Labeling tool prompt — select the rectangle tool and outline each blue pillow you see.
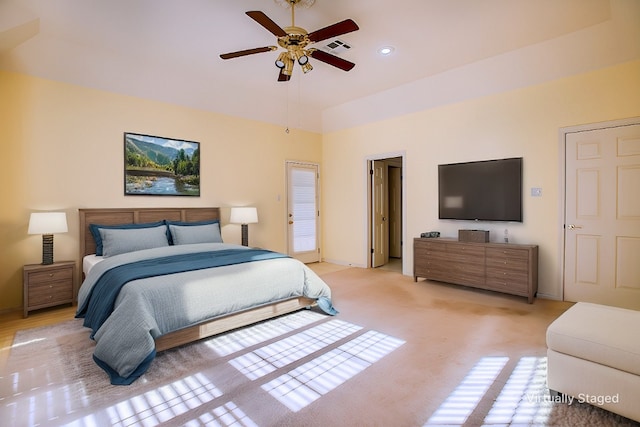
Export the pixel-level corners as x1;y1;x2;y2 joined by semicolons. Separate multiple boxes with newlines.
89;221;165;256
99;225;169;257
166;220;222;245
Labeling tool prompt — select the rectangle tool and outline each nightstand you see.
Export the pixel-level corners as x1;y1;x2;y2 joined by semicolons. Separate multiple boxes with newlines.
23;261;76;317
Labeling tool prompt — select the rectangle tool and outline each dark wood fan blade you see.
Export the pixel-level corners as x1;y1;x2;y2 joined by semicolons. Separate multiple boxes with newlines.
278;69;291;82
308;19;359;43
246;11;287;37
220;46;275;60
309;49;355;71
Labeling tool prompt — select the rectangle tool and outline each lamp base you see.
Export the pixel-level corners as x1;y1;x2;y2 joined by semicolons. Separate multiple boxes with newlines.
42;234;54;265
241;224;249;247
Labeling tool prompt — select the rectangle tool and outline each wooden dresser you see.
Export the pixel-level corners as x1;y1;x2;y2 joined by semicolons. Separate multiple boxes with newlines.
23;261;76;317
414;238;538;303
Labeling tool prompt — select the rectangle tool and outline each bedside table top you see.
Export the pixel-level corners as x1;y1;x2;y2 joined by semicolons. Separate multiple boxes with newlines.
24;260;76;271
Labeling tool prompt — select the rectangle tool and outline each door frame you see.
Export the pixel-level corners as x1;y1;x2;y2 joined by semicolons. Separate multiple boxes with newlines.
365;151;407;273
557;116;640;301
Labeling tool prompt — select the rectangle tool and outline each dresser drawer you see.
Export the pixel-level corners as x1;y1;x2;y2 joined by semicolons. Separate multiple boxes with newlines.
485;277;528;294
486;247;529;260
415;248;449;262
447;244;485;258
448;251;485;266
414;239;444;250
486;268;529;286
486;256;528;272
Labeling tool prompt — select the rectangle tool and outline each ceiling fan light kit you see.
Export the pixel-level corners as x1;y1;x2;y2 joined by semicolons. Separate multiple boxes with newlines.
275;51;288;69
220;0;358;81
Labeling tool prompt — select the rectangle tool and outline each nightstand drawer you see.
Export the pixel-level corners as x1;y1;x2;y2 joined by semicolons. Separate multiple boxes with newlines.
27;281;73;307
27;267;73;285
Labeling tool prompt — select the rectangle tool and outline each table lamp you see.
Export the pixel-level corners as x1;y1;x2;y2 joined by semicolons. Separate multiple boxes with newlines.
28;212;68;264
230;207;258;246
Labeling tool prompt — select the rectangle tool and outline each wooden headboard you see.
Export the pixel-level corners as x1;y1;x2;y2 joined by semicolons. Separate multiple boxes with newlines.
79;207;221;259
77;207;221;300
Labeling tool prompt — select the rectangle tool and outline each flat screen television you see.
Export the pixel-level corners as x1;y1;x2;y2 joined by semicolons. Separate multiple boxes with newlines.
438;157;523;222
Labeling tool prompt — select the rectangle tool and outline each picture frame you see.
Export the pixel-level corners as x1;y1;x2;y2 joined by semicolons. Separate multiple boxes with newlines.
124;132;200;196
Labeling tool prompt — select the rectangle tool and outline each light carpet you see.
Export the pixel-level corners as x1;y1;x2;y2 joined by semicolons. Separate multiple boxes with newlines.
1;309;406;426
1;304;638;426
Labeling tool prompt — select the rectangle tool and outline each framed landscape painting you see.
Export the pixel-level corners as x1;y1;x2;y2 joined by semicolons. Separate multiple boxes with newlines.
124;132;200;196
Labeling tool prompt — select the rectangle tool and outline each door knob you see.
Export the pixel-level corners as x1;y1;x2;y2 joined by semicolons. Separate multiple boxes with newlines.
567;224;583;229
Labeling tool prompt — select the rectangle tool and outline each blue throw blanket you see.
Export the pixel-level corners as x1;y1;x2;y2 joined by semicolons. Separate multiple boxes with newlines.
76;249;288;337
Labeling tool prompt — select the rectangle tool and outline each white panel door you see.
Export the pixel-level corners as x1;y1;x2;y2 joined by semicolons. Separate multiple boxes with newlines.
564;123;640;309
286;162;320;263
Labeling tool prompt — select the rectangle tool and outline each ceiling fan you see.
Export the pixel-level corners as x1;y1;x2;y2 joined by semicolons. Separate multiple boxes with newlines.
219;0;359;81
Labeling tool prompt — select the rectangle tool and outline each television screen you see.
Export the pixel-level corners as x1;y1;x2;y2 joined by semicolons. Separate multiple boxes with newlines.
438;157;523;222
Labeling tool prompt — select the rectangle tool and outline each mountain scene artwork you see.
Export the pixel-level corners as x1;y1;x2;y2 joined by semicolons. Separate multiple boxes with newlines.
124;132;200;196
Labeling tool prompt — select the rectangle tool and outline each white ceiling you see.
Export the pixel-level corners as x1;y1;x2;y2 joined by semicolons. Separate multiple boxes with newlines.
1;0;639;133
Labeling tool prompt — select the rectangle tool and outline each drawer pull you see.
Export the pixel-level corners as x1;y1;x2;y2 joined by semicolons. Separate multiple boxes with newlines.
49;273;54;277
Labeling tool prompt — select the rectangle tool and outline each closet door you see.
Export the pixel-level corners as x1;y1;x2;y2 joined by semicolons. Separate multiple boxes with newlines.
564;123;640;309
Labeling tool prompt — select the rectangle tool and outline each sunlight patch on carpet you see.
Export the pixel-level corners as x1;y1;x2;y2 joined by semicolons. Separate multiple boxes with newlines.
184;401;259;427
423;356;555;426
483;357;551;425
424;356;509;425
229;319;362;380
205;310;326;357
2;312;407;425
261;330;406;412
2;371;91;422
65;373;222;427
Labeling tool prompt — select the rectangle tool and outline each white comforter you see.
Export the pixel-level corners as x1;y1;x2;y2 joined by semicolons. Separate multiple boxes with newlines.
76;243;333;384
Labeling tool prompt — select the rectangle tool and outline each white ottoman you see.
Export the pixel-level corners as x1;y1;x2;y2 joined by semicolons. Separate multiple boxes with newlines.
546;302;640;422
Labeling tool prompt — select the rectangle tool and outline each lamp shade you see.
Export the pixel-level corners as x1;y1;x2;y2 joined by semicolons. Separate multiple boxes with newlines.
230;207;258;224
28;212;68;234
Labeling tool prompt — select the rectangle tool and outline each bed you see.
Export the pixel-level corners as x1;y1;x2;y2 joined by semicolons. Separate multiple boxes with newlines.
76;207;336;385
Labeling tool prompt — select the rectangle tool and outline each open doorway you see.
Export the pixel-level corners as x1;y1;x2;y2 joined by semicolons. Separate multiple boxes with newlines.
368;155;404;273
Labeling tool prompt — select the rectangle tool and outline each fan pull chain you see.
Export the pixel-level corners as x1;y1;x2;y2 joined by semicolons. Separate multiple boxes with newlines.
285;74;291;134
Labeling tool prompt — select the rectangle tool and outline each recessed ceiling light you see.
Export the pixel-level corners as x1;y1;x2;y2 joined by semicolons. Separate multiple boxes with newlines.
378;46;395;56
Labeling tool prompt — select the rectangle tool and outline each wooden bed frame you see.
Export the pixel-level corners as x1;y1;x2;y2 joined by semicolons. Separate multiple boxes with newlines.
78;207;315;351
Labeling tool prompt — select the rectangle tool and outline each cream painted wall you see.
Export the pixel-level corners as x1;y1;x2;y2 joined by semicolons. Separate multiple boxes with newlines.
2;61;638;312
0;70;322;312
321;60;640;300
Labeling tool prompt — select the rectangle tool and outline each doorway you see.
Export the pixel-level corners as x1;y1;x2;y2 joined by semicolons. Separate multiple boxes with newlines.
368;155;404;272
